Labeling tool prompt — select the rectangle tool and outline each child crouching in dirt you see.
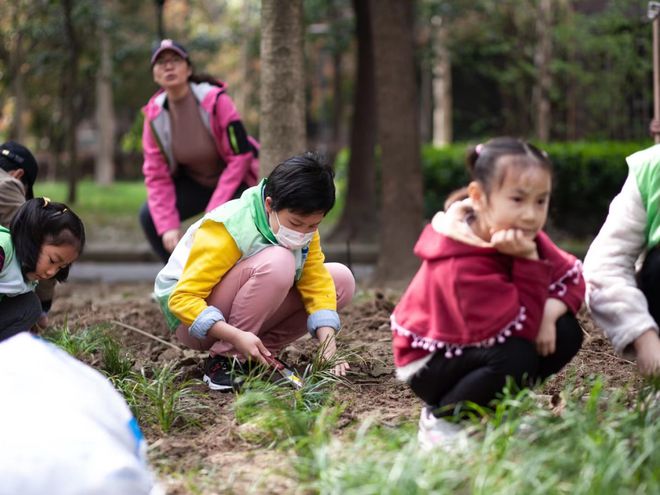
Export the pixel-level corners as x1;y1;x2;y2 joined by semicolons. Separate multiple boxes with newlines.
391;137;585;450
0;198;85;342
583;140;660;376
154;152;355;391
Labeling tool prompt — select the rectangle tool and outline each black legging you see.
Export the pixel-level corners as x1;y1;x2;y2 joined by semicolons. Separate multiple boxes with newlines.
409;312;583;417
638;245;660;325
0;291;41;343
139;173;247;263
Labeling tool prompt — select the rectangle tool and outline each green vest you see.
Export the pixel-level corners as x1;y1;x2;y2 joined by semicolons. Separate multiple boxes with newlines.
0;226;37;300
206;181;308;279
627;145;660;248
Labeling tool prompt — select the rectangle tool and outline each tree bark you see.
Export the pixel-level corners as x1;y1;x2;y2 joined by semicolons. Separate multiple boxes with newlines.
155;0;165;39
330;0;378;244
6;2;26;143
95;1;115;185
235;0;253;118
370;0;423;284
431;15;452;146
534;0;553;142
560;1;578;140
62;0;80;204
259;0;306;176
417;21;432;144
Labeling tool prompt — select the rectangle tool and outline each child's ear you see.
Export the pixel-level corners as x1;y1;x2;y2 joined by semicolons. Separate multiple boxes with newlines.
467;181;485;211
8;169;24;181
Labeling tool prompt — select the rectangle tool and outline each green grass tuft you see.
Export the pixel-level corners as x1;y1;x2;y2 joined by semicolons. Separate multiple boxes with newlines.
115;363;207;434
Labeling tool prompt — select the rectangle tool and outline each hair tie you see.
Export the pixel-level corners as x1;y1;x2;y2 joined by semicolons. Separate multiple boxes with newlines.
43;197;51;207
475;144;484;155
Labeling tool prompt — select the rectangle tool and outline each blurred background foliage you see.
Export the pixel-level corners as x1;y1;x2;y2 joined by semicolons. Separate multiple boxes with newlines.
1;0;656;245
0;0;653;175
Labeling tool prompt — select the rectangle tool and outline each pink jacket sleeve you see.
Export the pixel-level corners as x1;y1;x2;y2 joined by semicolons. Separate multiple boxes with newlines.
141;113;180;235
206;93;259;210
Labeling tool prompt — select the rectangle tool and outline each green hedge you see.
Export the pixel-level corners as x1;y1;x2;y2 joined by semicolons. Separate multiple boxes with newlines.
422;141;652;237
335;141;651;238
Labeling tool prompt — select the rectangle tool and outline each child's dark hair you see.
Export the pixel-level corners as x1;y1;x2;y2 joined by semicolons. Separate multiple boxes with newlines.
264;152;336;214
466;137;552;193
9;198;85;282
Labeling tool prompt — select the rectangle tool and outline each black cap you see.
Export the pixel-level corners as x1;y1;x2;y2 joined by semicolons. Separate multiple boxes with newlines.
150;39;189;66
0;141;38;199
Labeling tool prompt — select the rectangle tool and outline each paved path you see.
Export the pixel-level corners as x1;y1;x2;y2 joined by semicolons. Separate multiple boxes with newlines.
69;262;375;284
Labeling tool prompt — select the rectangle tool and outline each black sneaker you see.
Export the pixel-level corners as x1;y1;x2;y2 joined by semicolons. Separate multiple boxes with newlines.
203;355;244;392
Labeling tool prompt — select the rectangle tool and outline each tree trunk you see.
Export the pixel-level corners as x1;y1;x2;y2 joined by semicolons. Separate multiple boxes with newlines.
62;0;80;204
328;1;344;164
370;0;423;284
9;63;26;143
259;0;306;176
329;47;343;163
95;2;115;185
534;0;553;142
155;0;165;39
330;0;378;244
7;3;26;143
235;0;252;117
431;15;452;146
419;22;433;144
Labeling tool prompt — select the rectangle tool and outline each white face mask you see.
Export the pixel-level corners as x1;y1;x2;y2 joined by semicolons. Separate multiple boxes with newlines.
272;211;315;250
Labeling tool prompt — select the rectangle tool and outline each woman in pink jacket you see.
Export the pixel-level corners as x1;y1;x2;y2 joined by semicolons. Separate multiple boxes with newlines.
140;39;259;262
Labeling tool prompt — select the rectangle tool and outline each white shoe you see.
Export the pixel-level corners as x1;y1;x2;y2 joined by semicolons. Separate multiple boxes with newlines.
417;406;469;452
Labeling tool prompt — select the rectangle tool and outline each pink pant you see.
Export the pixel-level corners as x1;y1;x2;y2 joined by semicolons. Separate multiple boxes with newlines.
175;246;355;356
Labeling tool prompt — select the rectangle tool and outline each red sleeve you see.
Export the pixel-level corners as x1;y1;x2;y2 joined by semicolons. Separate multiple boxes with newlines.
454;255;553;343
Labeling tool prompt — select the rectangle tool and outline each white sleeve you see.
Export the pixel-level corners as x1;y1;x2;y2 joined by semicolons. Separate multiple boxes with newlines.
583;173;658;355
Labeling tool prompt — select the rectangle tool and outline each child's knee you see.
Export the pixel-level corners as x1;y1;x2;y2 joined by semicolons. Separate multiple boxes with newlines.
23;294;42;329
255;246;297;288
555;313;584;357
493;338;539;383
327;263;355;309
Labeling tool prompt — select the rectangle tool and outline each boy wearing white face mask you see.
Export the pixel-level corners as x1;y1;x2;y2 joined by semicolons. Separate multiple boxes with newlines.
154;152;355;390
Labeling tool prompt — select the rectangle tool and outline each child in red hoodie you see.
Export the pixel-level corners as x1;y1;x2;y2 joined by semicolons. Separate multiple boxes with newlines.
391;137;585;450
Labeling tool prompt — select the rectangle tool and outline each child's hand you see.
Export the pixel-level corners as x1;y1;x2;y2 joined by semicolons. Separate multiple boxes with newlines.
536;298;568;356
634;330;660;376
31;313;49;334
316;326;350;376
162;228;182;253
231;330;271;366
208;321;271;365
535;318;556;356
490;228;538;259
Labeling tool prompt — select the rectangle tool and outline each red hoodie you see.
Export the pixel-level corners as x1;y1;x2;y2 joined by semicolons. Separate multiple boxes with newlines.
392;217;584;369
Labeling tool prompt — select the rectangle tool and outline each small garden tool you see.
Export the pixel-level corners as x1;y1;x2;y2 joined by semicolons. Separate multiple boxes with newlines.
264;355;304;389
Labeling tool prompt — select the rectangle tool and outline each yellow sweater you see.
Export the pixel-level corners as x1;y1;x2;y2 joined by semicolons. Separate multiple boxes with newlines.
168;220;336;327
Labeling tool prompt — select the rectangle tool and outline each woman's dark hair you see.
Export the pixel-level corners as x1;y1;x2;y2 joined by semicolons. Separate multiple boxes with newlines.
264;152;336;215
188;72;223;87
182;56;222;87
9;198;86;282
466;137;552;193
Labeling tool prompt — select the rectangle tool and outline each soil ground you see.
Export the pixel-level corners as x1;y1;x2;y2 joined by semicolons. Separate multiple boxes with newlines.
50;281;643;494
